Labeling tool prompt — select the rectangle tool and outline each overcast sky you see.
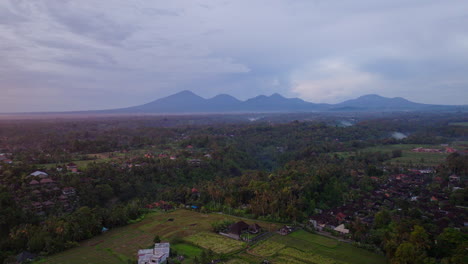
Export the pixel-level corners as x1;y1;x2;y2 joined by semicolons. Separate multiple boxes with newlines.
1;0;467;112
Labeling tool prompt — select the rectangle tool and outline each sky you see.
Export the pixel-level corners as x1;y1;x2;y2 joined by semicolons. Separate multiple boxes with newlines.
1;0;467;112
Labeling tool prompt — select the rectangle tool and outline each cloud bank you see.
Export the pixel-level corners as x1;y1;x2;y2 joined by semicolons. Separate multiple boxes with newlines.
0;0;467;112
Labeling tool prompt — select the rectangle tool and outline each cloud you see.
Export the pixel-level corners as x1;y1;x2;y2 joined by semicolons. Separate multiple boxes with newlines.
291;59;382;103
0;0;467;112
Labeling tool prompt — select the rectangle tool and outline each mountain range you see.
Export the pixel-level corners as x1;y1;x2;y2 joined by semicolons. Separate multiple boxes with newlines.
104;90;466;114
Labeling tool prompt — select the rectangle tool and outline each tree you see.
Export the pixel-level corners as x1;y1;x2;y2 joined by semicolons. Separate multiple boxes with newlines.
409;225;430;252
374;209;391;229
153;235;161;243
394;242;422;264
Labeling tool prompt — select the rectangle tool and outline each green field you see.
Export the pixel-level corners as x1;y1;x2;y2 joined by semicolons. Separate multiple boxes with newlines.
246;230;386;264
171;243;203;258
36;210;277;264
449;122;468;126
185;232;245;254
335;143;467;166
36;210;386;264
35;148;153;170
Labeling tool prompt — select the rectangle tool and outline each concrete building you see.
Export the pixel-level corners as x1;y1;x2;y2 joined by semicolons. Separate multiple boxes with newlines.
138;243;170;264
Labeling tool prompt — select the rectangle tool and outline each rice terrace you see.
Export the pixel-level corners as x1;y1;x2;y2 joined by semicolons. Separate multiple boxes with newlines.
34;209;386;264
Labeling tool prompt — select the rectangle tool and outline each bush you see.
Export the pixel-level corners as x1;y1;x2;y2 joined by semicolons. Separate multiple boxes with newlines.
211;219;235;233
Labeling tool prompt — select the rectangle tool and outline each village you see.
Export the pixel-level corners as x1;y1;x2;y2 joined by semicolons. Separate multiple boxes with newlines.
310;169;466;236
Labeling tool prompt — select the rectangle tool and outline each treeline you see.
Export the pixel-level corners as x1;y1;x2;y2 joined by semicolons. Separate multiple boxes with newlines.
1;200;143;261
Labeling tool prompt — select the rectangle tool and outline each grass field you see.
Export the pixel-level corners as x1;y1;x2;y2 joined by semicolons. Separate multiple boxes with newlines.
334;143;468;166
171;243;203;258
36;210;277;264
35;148;153;170
36;210;386;264
250;231;387;264
449;122;468;126
185;232;245;254
288;230;338;248
249;240;285;257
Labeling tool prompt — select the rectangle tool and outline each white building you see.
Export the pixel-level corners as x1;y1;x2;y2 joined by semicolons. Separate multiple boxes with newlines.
138;243;170;264
29;171;49;178
334;224;350;234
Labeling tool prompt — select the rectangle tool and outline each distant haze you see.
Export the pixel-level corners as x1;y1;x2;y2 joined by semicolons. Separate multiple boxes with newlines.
1;0;467;112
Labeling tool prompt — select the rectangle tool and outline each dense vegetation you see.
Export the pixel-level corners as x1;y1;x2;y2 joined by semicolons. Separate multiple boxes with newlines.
0;112;467;263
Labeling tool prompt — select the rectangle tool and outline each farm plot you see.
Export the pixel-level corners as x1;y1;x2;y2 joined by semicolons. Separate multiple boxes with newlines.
249;240;285;257
171;243;203;259
184;232;245;254
225;259;250;264
279;247;345;264
288;230;338;248
38;210;253;264
263;233;386;264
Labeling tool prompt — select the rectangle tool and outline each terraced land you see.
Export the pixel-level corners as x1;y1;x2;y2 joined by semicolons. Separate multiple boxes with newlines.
247;230;386;264
36;210;386;264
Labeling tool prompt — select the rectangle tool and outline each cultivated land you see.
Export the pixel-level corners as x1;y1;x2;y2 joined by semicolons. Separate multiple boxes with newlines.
247;230;385;264
335;142;467;166
36;210;386;264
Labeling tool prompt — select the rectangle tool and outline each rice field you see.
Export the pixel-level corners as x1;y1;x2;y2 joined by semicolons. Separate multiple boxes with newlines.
185;232;245;254
335;142;467;166
248;231;387;264
36;210;386;264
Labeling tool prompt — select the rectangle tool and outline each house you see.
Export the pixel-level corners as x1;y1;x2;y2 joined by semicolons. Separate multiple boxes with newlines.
62;187;76;196
309;219;318;229
29;171;48;178
334;224;350;234
137;243;170;264
188;159;201;166
228;221;250;239
66;163;78;173
29;180;40;186
43;200;55;208
31;202;43;211
40;178;55;187
449;175;460;183
278;225;293;235
336;212;346;222
248;223;262;234
445;147;457;153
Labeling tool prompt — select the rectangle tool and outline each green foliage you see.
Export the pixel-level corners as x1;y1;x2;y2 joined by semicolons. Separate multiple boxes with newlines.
153;235;160;243
374;209;391;229
211;219;235;233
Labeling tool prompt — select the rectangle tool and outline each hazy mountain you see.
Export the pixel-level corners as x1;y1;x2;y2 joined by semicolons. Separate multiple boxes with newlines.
241;93;326;112
206;94;242;111
333;94;425;110
94;91;467;114
120;90;206;113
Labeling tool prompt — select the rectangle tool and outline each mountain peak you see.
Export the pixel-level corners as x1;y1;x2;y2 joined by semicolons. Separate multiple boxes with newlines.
358;94;385;99
172;90;199;97
109;91;456;114
270;93;285;99
336;93;423;110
